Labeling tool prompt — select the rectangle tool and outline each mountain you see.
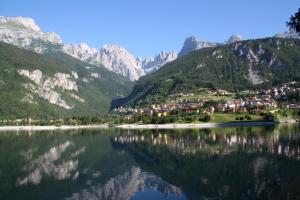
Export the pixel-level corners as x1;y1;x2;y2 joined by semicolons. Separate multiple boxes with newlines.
63;43;179;80
0;16;248;80
0;41;133;118
63;43;145;81
114;38;300;106
0;16;146;81
0;16;63;53
139;51;178;73
178;34;244;57
178;36;219;57
0;16;180;80
274;30;300;39
225;34;243;44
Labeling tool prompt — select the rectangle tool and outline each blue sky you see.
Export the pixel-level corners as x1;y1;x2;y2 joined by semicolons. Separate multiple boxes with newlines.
0;0;298;58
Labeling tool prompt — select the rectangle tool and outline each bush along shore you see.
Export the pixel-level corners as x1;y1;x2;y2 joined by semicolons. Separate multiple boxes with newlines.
0;112;298;130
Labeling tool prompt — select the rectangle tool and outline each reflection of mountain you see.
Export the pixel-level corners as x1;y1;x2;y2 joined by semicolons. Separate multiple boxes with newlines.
113;126;300;200
16;141;84;186
1;127;300;200
65;166;184;200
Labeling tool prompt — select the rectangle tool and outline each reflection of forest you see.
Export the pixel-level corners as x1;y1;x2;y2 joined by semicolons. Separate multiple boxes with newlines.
114;125;300;160
112;125;300;200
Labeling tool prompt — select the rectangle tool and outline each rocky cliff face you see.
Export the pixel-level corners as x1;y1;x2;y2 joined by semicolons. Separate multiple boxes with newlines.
274;30;300;39
139;51;178;73
18;69;80;109
63;43;146;81
0;16;62;53
225;34;243;44
178;36;219;57
98;44;145;81
178;34;245;57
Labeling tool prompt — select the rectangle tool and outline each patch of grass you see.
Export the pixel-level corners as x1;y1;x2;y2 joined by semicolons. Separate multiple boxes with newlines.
209;113;264;123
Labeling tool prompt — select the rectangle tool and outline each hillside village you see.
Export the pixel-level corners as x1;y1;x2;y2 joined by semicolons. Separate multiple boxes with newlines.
113;81;300;123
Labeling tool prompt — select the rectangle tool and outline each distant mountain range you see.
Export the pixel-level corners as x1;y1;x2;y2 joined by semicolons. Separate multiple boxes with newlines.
2;16;296;82
1;16;299;117
0;16;176;80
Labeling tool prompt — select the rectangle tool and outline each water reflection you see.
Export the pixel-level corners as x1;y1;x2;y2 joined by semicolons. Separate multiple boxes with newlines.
16;141;81;185
113;126;300;160
65;166;185;200
112;125;300;200
0;125;299;200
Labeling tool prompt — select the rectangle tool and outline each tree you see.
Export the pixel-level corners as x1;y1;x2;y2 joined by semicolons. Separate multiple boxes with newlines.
287;8;300;34
203;114;211;122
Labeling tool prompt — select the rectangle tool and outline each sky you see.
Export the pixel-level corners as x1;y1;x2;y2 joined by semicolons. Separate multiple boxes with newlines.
0;0;299;58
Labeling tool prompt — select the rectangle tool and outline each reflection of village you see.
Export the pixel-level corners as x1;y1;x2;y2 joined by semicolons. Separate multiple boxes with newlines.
114;128;300;160
114;82;300;117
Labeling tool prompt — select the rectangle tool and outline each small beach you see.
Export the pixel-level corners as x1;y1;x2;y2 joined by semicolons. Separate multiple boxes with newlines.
0;124;109;131
115;121;276;129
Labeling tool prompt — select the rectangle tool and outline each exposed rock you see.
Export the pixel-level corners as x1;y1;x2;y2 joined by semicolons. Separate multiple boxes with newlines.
90;72;100;79
63;43;145;81
274;30;300;39
98;44;145;81
24;83;72;109
69;93;85;103
22;93;36;104
247;67;264;85
0;16;62;53
18;69;78;109
178;36;218;57
139;51;177;73
18;69;78;91
225;34;243;44
63;43;98;62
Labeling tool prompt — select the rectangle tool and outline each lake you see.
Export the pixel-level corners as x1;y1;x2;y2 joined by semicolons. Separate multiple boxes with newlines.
0;125;300;200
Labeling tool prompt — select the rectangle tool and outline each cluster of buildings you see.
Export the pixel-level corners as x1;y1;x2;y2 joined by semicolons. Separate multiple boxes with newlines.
114;96;278;117
262;82;300;100
114;82;300;118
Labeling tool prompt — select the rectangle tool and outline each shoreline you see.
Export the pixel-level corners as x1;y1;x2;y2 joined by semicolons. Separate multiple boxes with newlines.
0;124;109;132
115;121;276;129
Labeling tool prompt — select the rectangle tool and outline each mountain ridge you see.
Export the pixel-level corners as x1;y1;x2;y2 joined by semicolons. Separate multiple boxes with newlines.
0;41;133;118
113;37;300;107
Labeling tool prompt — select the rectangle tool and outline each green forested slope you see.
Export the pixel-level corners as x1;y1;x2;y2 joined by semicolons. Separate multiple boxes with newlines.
0;42;133;118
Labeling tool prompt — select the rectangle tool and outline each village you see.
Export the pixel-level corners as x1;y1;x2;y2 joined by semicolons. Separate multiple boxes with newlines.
113;82;300;122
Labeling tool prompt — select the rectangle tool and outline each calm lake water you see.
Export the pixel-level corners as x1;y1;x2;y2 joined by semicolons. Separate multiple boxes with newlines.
0;125;300;200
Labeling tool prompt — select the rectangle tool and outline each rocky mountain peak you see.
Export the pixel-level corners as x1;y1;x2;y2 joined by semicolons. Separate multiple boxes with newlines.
0;16;62;53
99;44;145;81
274;30;300;39
63;43;98;61
0;16;40;32
140;51;177;73
178;35;218;57
226;34;243;44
